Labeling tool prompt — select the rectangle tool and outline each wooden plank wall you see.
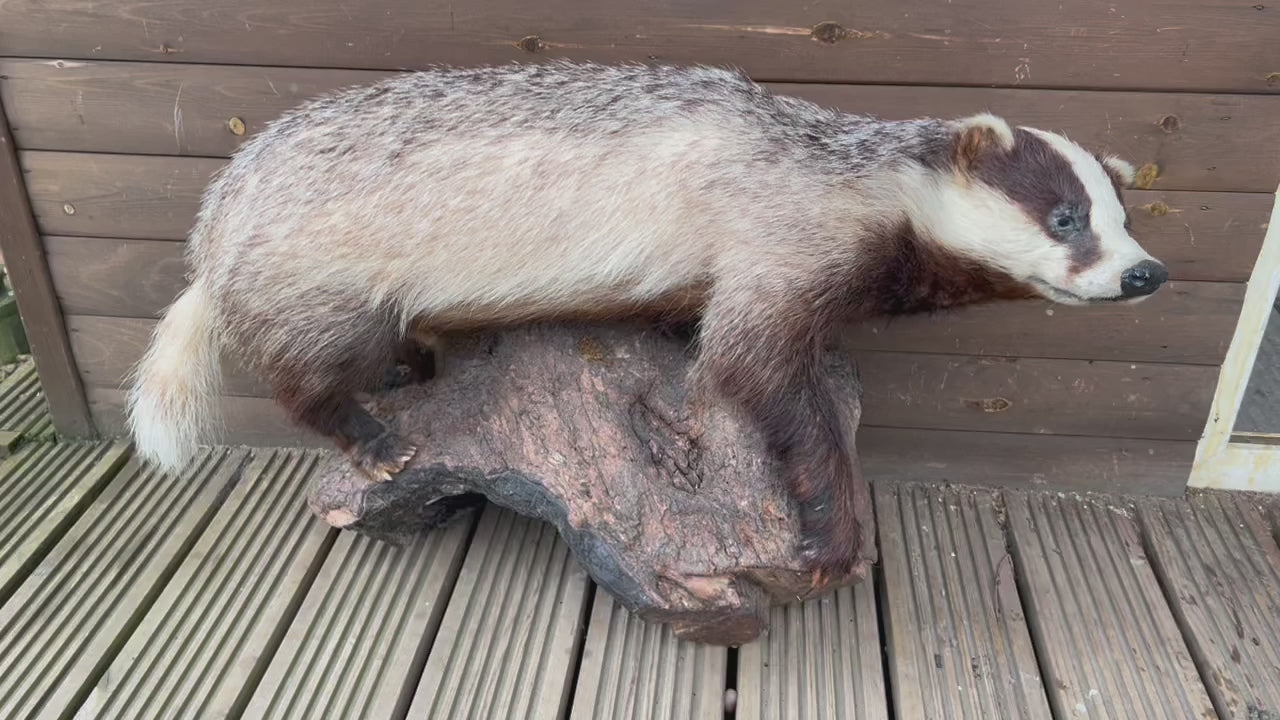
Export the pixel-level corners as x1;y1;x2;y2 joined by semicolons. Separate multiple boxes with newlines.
2;1;1277;494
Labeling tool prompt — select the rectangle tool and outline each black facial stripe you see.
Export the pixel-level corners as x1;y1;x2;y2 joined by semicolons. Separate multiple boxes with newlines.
966;128;1102;272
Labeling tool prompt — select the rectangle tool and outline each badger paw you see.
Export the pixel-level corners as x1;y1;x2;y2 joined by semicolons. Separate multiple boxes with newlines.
351;433;418;483
797;531;859;591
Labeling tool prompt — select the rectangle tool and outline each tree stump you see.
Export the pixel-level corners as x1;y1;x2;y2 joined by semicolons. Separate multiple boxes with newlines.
307;323;876;645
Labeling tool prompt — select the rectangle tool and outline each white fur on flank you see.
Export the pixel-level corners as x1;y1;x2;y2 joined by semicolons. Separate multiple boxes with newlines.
125;280;224;473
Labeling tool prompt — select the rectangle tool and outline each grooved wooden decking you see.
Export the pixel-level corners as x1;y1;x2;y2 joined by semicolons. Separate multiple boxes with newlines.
1;354;1278;720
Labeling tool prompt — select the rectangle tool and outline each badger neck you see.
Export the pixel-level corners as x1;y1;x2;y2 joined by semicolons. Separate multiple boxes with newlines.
849;219;1038;318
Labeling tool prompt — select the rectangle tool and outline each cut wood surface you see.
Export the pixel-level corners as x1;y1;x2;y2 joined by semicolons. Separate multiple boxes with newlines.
307;323;879;644
85;388;1198;496
1;1;1276;92
5;58;1278;193
43;188;1269;319
66;313;1217;440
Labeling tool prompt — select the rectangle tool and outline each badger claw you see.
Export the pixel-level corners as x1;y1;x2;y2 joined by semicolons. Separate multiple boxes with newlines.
350;433;417;483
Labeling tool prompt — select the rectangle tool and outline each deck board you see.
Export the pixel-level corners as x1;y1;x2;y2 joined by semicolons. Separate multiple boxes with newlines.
78;449;335;719
876;484;1052;719
245;507;476;719
1006;492;1217;720
735;582;885;720
0;441;129;604
0;448;246;720
569;589;727;720
1138;492;1280;719
406;505;591;720
0;359;54;442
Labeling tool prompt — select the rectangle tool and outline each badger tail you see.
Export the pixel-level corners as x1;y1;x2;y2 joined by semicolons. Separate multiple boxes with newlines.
125;279;224;473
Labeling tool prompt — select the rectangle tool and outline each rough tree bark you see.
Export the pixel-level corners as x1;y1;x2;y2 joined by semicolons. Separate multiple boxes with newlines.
307;322;876;645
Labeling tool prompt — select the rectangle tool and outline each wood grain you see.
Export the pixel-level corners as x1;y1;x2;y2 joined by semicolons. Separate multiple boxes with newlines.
1139;493;1280;719
42;186;1268;320
4;58;1278;193
838;280;1244;366
0;0;1276;92
85;387;1197;495
67;313;1215;440
876;484;1052;719
1006;492;1217;719
20;152;220;241
46;237;187;318
0;100;94;436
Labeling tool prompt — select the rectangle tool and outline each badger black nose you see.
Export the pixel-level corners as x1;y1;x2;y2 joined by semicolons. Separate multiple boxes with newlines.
1120;260;1169;298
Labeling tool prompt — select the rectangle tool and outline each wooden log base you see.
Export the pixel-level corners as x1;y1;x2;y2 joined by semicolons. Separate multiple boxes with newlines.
306;323;876;646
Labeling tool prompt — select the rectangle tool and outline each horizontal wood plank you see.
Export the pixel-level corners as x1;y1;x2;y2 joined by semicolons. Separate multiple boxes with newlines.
21;152;221;241
41;190;1269;321
67;314;1218;441
85;389;1196;495
47;237;188;318
4;59;1278;192
837;279;1244;366
1;1;1277;92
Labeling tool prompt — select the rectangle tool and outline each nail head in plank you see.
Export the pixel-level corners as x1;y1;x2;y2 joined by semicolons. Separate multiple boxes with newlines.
735;581;885;719
245;507;476;719
1006;491;1216;720
406;505;591;720
78;449;337;720
569;589;727;720
0;447;248;720
876;483;1051;719
0;440;129;605
1138;492;1280;719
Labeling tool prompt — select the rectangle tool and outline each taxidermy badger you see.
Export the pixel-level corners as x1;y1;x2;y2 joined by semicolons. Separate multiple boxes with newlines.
127;61;1167;578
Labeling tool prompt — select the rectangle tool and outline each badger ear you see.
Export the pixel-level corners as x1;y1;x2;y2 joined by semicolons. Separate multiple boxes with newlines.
952;113;1015;171
1100;154;1137;188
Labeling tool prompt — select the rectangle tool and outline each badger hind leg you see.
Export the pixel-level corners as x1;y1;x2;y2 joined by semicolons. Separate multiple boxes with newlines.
265;315;417;482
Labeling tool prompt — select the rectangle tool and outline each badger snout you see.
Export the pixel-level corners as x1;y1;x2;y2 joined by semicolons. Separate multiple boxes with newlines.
1120;259;1168;298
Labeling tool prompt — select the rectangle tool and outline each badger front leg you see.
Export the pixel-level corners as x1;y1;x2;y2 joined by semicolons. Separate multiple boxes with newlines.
694;280;863;580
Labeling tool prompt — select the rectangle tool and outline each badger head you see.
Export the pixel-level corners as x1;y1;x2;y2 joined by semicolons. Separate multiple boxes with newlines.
920;113;1167;305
